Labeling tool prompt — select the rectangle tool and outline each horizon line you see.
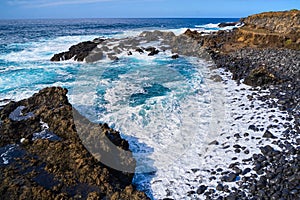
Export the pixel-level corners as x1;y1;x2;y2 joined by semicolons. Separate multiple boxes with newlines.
0;16;243;20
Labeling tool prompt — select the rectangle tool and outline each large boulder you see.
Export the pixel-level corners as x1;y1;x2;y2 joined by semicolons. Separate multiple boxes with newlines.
243;65;277;86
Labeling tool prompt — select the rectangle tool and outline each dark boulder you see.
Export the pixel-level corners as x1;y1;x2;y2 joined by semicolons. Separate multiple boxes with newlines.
145;47;160;56
243;66;277;87
196;185;208;194
51;38;105;62
135;47;144;53
263;130;278;139
171;54;179;59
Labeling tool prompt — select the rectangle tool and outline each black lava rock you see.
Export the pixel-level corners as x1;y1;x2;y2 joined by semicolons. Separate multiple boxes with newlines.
263;130;278;139
196;185;208;194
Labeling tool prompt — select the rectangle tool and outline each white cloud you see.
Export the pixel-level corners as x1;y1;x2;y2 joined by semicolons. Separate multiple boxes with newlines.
8;0;115;7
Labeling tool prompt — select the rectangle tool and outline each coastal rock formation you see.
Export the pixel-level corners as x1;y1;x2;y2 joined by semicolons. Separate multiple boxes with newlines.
243;65;277;86
184;9;300;52
51;30;208;62
0;87;149;200
241;9;300;34
51;39;105;62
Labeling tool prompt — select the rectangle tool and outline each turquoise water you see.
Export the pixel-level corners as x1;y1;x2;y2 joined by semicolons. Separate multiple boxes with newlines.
0;18;238;199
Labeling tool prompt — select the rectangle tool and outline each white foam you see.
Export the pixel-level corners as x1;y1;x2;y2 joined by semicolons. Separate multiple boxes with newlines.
2;35;99;62
90;57;297;199
196;23;219;29
88;57;218;199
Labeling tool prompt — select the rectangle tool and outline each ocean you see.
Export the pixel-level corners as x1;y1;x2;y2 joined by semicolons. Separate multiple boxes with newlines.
0;18;239;199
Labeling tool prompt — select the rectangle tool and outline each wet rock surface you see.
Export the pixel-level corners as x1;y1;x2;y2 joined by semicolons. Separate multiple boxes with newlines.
0;87;149;200
210;48;300;119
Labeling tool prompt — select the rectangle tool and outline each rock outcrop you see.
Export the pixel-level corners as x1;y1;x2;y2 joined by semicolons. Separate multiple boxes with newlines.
0;87;149;200
51;39;105;62
50;30;208;63
241;10;300;34
184;9;300;52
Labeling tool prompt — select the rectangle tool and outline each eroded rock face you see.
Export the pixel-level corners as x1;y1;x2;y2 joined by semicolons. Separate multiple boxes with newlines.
0;87;149;200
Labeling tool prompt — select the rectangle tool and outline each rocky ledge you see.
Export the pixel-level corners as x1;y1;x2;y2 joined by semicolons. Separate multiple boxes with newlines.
0;87;149;200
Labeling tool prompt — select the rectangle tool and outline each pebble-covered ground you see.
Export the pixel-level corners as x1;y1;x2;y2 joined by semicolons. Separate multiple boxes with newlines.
192;48;300;200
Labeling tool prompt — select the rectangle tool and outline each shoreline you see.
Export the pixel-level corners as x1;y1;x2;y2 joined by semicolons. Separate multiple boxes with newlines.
1;9;299;199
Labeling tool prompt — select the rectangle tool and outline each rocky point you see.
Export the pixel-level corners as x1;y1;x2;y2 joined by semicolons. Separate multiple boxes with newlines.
0;87;149;200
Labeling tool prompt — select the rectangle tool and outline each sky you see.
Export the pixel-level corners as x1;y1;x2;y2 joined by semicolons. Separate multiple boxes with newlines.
0;0;299;19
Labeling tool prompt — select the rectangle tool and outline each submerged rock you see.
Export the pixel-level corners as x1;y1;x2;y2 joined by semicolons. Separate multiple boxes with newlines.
0;87;149;199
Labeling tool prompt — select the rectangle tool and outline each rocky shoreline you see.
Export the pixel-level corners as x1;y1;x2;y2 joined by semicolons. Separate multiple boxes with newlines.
1;9;299;200
0;87;149;199
184;9;299;200
195;48;300;200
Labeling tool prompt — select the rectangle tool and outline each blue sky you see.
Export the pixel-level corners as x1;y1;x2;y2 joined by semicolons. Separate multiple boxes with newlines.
0;0;299;19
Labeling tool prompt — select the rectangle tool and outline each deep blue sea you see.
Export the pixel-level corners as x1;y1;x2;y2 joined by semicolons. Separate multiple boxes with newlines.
0;18;238;199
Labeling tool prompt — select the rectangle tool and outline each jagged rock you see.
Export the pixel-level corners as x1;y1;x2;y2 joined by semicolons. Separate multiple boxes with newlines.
171;54;179;59
183;29;202;40
241;10;300;34
184;10;300;52
263;130;278;139
135;48;144;53
145;47;159;56
0;87;149;199
51;39;105;62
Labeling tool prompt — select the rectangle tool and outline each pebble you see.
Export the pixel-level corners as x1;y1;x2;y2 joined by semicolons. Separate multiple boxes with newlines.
196;185;207;194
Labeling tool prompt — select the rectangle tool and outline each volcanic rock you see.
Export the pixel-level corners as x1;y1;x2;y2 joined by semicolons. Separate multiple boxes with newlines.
0;87;149;199
51;39;104;62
